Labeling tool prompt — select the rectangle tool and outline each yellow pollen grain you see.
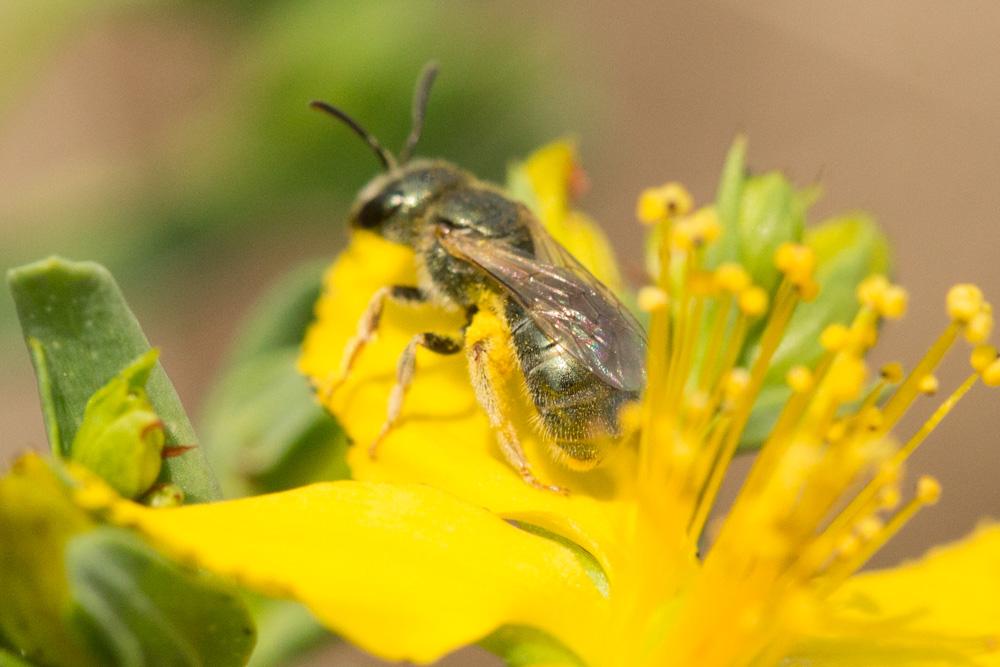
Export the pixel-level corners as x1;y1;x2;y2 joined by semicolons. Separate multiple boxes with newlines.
738;286;768;316
983;359;1000;387
636;182;693;223
797;278;820;302
715;263;750;293
786;366;813;393
965;310;993;344
971;345;998;373
918;374;940;396
638;285;669;312
947;284;984;322
917;475;942;504
821;324;850;351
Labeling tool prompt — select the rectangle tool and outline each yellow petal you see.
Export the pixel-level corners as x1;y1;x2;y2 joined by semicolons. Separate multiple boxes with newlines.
299;231;634;573
96;478;609;665
786;524;1000;666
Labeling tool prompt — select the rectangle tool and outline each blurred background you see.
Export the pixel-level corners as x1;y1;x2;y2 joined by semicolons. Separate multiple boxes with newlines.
2;2;999;665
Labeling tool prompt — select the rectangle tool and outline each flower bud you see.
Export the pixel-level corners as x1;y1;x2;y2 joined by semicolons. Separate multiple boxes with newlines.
69;349;165;498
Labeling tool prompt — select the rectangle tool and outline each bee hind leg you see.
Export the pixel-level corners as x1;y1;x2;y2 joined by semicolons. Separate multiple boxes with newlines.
321;285;427;401
467;335;567;495
369;332;462;458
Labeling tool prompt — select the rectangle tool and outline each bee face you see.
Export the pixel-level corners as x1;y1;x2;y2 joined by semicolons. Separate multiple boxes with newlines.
349;161;466;244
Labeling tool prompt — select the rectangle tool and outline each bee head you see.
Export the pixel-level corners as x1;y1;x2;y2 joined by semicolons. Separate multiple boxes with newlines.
348;161;465;242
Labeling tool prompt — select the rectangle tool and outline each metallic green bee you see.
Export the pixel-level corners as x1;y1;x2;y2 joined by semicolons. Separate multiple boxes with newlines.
313;64;646;491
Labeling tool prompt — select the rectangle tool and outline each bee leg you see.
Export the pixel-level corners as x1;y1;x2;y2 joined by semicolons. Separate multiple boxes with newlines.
467;337;568;495
369;332;462;458
321;285;427;401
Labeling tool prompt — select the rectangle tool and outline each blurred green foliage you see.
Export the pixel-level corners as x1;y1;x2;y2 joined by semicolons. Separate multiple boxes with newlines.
1;0;593;344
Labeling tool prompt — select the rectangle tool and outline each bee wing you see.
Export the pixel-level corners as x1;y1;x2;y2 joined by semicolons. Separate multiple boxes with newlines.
439;223;647;392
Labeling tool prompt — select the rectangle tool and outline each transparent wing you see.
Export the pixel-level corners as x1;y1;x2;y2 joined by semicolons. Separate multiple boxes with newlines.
438;221;647;392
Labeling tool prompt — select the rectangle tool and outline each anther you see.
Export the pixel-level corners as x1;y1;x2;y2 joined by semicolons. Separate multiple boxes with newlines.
821;324;850;352
965;310;993;344
774;242;816;286
878;285;909;319
738;286;768;316
983;359;1000;387
715;263;751;293
947;284;984;323
880;362;904;383
917;475;942;505
857;275;890;309
636;182;693;224
638;285;669;312
918;374;940;396
786;366;813;393
971;345;998;373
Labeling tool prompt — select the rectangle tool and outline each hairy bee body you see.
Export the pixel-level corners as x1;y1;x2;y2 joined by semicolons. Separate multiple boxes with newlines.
363;162;638;466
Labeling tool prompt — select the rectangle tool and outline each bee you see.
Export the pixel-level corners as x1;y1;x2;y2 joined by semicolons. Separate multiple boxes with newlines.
312;63;646;491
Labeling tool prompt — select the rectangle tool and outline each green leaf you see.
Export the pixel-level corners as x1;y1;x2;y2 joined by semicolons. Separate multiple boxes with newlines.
7;257;220;503
67;528;255;667
201;261;347;498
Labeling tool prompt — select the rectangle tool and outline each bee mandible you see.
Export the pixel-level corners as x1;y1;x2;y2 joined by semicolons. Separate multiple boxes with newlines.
311;63;647;491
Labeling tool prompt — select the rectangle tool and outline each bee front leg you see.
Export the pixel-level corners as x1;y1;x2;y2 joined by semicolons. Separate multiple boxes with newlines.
320;285;427;401
369;332;462;458
467;335;567;495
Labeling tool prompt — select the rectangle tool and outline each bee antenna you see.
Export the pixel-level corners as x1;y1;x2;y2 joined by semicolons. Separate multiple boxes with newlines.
399;61;439;164
310;100;397;171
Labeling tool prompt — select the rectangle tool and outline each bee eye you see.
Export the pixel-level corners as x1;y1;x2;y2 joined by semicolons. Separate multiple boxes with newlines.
357;191;402;229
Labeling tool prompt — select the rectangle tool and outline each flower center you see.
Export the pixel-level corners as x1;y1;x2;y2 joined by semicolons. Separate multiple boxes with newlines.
614;183;1000;666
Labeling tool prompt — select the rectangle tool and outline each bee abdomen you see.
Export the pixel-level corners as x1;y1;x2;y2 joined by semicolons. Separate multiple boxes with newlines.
507;301;635;453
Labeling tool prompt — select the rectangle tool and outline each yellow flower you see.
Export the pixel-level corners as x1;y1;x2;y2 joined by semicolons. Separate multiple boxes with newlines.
39;141;1000;666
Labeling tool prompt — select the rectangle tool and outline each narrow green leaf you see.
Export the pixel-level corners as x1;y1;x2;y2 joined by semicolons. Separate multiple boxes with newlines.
67;528;256;667
7;257;220;502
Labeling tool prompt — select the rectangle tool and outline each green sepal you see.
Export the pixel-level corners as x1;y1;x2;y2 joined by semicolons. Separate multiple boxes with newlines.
68;349;164;498
736;171;811;293
8;257;220;502
705;135;747;268
67;528;256;667
201;260;347;498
